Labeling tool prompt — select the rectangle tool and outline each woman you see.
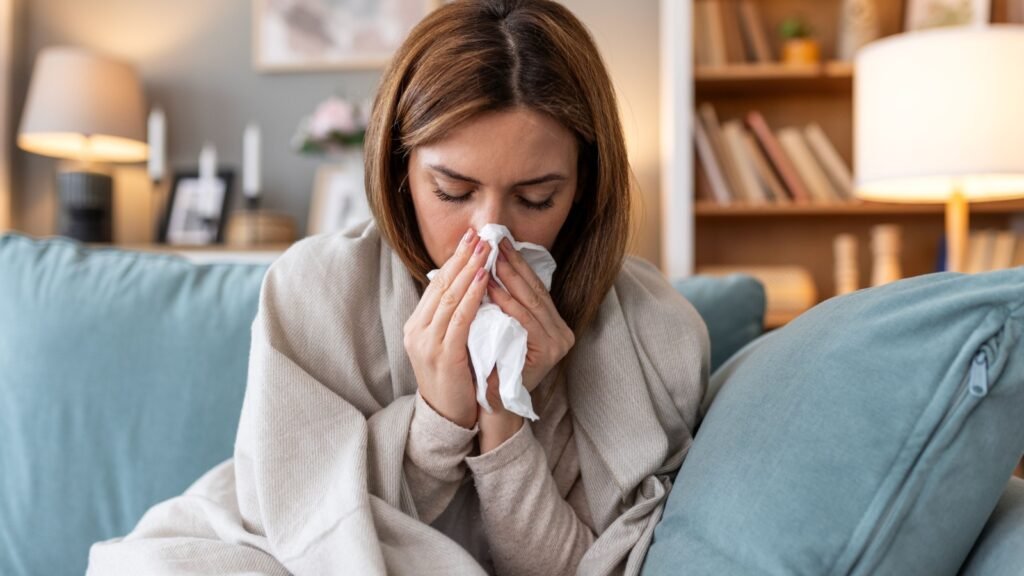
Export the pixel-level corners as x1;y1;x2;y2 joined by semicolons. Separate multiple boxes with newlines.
88;1;708;574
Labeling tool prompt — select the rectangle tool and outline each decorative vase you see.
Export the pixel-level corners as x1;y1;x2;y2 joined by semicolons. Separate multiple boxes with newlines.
837;0;881;61
782;38;821;66
307;146;370;237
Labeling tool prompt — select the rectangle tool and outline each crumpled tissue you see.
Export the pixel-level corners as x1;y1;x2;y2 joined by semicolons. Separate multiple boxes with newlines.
427;224;556;421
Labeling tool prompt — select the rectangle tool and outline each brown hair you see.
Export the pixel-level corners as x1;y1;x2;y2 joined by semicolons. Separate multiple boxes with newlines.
364;0;631;335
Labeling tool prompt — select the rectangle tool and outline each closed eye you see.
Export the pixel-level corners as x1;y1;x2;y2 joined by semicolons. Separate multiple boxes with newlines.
432;188;555;211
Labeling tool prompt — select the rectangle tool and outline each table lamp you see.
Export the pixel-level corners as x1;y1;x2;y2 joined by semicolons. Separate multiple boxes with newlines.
18;46;148;242
855;26;1024;273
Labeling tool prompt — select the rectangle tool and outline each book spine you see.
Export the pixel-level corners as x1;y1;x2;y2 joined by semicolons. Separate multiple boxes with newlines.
746;111;811;204
777;127;841;203
743;132;790;203
720;0;748;63
723;120;768;203
694;112;733;205
990;230;1017;270
706;0;729;67
738;0;773;63
803;123;854;201
699;103;746;202
693;1;710;67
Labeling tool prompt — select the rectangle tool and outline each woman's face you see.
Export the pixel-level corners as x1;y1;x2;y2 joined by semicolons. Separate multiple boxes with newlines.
407;107;579;268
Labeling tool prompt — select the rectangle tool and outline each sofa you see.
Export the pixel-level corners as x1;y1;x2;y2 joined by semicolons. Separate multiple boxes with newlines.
1;232;1021;576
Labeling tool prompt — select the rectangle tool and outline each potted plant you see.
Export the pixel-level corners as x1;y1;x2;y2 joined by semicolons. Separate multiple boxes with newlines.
779;17;821;66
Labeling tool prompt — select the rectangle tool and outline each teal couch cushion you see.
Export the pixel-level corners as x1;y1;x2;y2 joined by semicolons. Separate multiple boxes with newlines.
672;274;765;372
0;234;268;576
960;477;1024;576
644;268;1024;576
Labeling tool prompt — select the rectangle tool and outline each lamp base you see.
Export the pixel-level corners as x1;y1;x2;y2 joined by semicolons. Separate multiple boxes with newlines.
58;171;113;243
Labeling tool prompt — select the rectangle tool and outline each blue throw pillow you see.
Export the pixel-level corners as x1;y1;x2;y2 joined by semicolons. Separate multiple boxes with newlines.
644;268;1024;576
0;234;267;576
672;274;765;373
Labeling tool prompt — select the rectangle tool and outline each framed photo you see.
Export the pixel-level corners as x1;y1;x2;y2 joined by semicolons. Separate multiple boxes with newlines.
252;0;443;72
307;161;372;236
159;170;235;245
904;0;991;32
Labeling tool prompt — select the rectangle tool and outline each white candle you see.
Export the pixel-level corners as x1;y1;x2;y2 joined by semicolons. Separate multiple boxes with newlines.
199;142;216;183
242;123;261;198
147;108;165;182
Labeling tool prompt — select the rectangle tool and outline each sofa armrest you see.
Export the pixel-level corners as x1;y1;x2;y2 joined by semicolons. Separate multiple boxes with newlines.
960;476;1024;575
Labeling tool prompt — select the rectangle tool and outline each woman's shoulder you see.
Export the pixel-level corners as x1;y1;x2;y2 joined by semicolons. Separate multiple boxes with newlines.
614;255;709;347
265;220;383;288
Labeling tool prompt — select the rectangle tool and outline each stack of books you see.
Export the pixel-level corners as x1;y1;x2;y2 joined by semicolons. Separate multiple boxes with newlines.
694;103;854;206
693;0;773;67
965;230;1024;273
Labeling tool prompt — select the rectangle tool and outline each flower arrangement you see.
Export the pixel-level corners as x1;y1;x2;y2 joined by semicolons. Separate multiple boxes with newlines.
292;96;372;155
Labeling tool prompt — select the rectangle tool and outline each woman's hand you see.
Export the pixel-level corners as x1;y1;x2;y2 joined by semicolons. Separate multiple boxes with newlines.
477;237;575;451
404;229;491;429
487;238;575;394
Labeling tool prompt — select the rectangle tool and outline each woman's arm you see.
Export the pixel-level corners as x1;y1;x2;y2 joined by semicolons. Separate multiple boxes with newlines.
466;419;596;576
404;392;479;524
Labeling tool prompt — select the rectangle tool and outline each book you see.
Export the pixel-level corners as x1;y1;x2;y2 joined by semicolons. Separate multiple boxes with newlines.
1014;234;1024;268
738;0;773;63
705;0;729;67
803;123;854;201
693;1;710;66
694;111;733;204
990;230;1017;270
966;230;996;274
698;104;746;202
746;111;810;204
722;120;768;203
777;127;842;203
720;0;748;63
743;132;790;203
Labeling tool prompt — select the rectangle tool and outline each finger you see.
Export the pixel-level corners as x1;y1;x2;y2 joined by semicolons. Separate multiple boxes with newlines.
486;276;553;341
411;228;478;327
494;250;559;340
442;264;491;350
498;238;562;322
429;240;491;341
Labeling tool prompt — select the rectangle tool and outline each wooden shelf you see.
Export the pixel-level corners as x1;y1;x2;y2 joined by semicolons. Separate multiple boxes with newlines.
695;61;854;95
695;200;1024;217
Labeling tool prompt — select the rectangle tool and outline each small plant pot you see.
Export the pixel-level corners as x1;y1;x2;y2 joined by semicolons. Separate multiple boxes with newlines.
782;38;821;65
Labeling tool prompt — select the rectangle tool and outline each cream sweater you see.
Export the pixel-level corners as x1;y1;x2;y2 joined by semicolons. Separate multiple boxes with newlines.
88;221;709;575
406;368;593;575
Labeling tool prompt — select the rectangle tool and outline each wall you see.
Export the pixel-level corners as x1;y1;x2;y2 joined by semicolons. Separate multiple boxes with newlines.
11;0;661;264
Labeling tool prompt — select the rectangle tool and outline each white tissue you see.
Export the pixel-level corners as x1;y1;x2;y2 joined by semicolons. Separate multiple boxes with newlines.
427;224;556;421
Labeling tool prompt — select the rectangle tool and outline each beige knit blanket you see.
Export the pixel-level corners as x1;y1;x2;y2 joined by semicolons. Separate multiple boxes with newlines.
87;221;708;575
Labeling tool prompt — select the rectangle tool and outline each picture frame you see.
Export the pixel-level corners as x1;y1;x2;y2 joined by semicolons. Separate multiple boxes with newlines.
904;0;992;32
307;160;372;236
159;169;235;245
252;0;444;72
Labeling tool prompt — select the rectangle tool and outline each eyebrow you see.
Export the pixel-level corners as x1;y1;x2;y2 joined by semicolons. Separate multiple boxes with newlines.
427;164;566;188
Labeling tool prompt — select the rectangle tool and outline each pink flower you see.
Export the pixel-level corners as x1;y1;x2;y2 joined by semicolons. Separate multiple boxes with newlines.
308;97;358;139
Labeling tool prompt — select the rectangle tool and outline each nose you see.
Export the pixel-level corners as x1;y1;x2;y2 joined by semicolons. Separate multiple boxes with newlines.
470;191;507;232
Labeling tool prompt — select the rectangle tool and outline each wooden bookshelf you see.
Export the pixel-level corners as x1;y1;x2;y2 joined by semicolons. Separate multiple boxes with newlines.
695;61;853;95
659;0;1024;325
695;199;1024;217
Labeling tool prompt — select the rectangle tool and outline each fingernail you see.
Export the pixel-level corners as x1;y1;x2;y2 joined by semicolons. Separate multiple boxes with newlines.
475;240;487;254
500;238;512;251
488;278;498;289
463;228;474;244
497;250;507;262
475;268;487;282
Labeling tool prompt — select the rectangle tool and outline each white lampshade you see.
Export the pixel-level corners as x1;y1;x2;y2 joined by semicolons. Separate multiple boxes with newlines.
855;26;1024;203
18;46;148;163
